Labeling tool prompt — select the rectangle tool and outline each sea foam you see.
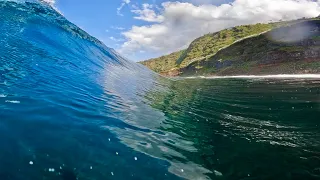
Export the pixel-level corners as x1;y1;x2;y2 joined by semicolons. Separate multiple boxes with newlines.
185;74;320;79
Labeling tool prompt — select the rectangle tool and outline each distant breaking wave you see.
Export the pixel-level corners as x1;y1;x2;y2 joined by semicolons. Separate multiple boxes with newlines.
185;74;320;79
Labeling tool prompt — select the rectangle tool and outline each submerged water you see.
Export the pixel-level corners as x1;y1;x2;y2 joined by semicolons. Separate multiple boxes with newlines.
1;1;320;180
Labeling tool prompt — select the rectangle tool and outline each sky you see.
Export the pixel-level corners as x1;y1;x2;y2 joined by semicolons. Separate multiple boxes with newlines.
48;0;320;62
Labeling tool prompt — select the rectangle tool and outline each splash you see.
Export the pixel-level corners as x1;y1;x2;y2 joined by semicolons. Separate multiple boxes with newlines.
267;20;319;43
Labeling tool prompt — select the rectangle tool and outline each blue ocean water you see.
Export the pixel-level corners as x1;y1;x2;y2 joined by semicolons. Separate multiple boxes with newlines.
1;1;320;180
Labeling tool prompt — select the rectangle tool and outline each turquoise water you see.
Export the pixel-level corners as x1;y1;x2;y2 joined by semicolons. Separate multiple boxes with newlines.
0;1;320;179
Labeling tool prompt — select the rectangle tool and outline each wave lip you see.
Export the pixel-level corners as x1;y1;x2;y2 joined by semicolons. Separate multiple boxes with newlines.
186;74;320;79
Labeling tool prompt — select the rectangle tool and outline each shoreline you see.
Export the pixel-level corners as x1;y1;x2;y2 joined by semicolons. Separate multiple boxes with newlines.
182;74;320;79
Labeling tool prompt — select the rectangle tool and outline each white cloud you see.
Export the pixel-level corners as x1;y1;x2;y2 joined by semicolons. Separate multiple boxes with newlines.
111;26;126;30
131;4;139;9
119;0;320;60
131;4;165;22
109;36;125;42
121;24;168;53
186;0;229;5
117;0;131;16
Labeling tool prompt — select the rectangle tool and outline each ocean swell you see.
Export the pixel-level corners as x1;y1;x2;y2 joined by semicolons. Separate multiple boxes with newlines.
1;1;320;180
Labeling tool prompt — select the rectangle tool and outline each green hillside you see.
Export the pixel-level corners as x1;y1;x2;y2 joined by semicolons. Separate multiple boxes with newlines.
180;19;320;76
140;50;183;73
177;23;278;67
140;19;306;74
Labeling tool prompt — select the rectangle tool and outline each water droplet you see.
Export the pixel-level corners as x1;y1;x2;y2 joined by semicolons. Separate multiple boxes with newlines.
90;166;92;170
29;161;33;165
134;157;137;161
116;152;118;155
181;169;184;172
111;172;114;176
108;138;111;141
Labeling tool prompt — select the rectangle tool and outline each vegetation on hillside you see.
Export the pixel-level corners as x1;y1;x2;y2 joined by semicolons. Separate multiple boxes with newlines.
140;19;310;74
178;23;277;67
180;19;320;76
140;50;183;73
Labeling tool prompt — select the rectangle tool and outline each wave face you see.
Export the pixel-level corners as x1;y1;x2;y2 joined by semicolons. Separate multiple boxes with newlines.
1;1;320;180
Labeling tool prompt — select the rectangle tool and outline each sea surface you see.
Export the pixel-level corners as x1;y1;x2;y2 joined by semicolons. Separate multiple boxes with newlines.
0;1;320;180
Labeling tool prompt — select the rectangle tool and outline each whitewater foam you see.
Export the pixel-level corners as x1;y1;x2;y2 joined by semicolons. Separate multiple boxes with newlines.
185;74;320;79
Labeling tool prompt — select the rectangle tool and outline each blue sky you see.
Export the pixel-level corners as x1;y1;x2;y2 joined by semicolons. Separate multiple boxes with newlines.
54;0;232;61
55;0;135;45
52;0;320;62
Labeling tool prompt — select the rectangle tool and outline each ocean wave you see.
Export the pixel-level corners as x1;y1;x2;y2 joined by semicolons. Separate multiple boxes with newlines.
0;1;319;180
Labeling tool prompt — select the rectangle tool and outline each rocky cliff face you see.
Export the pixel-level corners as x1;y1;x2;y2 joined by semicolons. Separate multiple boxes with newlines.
174;19;320;76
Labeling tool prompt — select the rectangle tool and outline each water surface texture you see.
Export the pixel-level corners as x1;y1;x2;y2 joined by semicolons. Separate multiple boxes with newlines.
0;1;320;180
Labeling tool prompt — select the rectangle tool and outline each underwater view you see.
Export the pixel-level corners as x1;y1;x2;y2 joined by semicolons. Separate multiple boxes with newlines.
0;0;320;180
